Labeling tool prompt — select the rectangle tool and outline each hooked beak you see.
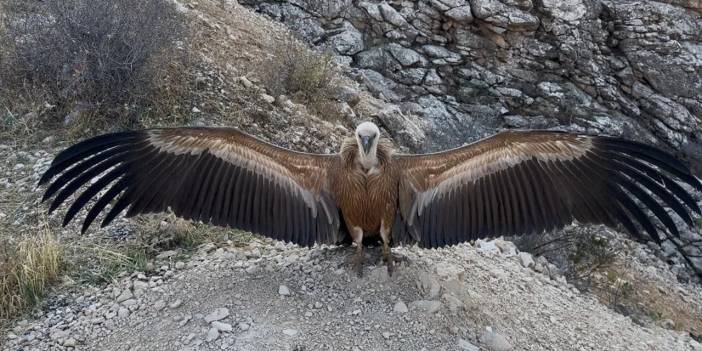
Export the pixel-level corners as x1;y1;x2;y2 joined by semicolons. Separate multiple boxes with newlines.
360;135;374;155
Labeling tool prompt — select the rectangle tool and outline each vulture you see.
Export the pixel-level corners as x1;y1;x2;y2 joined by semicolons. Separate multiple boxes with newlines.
40;122;702;275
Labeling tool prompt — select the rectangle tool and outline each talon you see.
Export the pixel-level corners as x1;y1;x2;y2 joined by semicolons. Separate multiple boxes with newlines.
352;252;364;277
386;256;395;277
382;241;395;277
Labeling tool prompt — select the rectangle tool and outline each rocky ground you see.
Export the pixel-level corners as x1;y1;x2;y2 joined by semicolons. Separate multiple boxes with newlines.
4;237;702;351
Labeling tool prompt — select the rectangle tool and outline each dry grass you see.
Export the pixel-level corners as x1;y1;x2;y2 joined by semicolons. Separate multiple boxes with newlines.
0;227;61;320
588;264;702;336
66;243;148;285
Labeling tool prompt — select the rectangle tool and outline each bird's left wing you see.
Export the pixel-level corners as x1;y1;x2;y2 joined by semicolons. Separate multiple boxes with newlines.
39;127;342;247
393;130;702;248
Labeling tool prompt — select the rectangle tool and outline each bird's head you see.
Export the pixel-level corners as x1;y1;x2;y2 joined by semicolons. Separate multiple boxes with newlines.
355;122;380;156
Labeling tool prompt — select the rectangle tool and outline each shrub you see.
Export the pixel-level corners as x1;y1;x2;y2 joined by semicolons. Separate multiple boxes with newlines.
568;234;616;280
259;36;341;121
0;0;189;133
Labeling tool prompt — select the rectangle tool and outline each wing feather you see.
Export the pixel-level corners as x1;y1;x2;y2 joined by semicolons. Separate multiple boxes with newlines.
40;127;342;247
395;130;701;248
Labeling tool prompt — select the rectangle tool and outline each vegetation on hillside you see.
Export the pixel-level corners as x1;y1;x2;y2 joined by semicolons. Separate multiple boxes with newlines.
0;0;191;138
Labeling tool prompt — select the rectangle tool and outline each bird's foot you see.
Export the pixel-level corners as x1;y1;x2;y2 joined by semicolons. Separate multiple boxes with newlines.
385;255;396;277
351;251;364;277
382;247;396;277
391;252;408;264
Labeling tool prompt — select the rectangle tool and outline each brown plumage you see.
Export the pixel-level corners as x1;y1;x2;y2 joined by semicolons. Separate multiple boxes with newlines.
39;122;702;275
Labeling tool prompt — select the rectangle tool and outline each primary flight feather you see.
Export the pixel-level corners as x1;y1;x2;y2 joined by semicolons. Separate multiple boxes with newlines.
40;122;702;275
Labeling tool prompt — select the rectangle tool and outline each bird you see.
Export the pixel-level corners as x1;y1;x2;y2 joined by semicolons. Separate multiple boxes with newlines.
39;122;702;275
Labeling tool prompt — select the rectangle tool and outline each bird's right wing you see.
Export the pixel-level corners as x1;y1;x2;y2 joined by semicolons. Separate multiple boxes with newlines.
39;127;343;246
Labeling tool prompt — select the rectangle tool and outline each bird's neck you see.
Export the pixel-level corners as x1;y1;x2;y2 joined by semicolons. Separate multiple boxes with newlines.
340;137;393;171
357;149;378;170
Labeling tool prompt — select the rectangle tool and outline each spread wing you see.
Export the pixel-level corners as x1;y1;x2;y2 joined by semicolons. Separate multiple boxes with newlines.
393;130;702;248
39;127;342;247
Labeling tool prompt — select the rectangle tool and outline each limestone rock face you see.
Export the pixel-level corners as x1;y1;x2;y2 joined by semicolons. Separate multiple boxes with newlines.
242;0;701;180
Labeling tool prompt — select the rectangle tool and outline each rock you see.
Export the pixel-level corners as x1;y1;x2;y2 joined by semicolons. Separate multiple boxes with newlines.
379;2;409;28
117;307;130;318
386;43;424;67
358;69;402;101
479;327;513;351
206;327;220;342
457;338;479;351
238;322;250;331
477;240;498;253
470;0;539;31
204;308;230;323
238;76;253;88
411;300;442;314
355;47;389;70
121;299;138;307
278;285;291;296
63;338;77;347
115;290;133;303
328;21;364;55
495;240;517;257
421;45;462;63
445;5;473;23
169;299;183;309
153;300;166;311
375;103;426;150
50;329;70;341
212;321;233;332
443;294;464;313
261;94;275;104
282;328;299;336
518;252;535;268
540;0;587;22
133;281;149;291
393;300;409;313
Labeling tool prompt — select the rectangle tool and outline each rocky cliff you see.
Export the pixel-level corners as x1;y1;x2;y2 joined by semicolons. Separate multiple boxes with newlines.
242;0;702;177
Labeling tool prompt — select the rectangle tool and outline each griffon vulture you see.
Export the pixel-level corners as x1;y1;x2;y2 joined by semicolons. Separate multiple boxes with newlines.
40;122;702;275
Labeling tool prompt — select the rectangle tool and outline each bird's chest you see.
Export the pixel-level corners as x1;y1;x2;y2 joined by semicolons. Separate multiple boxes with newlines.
336;167;397;233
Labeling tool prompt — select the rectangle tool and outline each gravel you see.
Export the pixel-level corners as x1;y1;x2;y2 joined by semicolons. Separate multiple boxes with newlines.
3;235;701;351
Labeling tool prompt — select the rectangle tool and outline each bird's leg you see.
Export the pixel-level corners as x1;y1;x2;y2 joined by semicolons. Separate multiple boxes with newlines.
350;227;364;277
380;221;395;276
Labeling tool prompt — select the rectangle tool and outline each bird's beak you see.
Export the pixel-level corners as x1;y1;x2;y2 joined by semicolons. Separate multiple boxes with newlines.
360;135;374;155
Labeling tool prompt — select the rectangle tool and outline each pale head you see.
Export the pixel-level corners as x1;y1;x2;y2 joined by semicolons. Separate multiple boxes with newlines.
354;122;381;170
355;122;380;156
